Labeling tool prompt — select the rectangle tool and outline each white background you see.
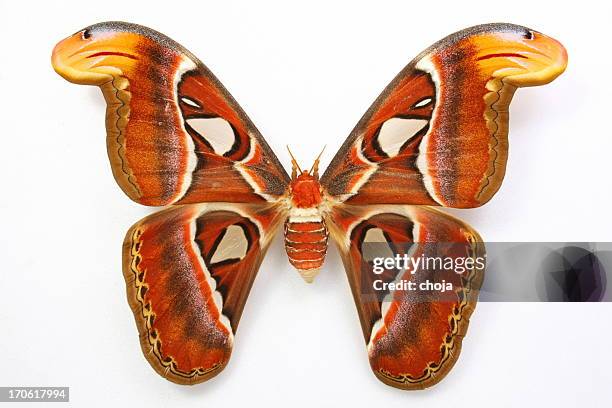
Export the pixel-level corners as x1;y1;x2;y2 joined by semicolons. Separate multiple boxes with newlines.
1;0;611;406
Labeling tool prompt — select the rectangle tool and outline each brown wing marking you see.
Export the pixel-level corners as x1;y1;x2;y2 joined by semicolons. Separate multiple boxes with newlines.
122;202;284;384
52;22;289;206
327;204;484;389
322;23;567;208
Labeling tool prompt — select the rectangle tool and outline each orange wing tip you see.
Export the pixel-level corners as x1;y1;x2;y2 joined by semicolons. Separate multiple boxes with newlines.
52;23;147;86
472;27;568;88
504;34;568;87
51;30;118;85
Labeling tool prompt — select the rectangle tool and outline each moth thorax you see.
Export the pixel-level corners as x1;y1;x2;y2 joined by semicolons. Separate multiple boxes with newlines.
289;172;323;208
284;208;328;283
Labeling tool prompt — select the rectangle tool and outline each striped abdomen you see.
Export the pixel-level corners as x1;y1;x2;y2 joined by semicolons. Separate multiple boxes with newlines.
284;218;328;282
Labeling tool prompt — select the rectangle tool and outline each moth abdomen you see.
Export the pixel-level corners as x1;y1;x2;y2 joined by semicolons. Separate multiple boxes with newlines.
284;218;328;282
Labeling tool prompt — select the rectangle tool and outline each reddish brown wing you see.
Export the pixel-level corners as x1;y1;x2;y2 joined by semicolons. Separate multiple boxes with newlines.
321;23;567;208
123;202;285;384
52;22;289;206
327;205;484;389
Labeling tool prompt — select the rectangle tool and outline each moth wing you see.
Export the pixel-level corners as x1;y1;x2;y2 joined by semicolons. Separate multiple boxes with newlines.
53;22;289;206
123;202;285;384
321;23;567;208
326;204;484;389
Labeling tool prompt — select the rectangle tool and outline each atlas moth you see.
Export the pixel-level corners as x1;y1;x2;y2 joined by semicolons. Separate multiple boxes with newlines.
52;21;567;389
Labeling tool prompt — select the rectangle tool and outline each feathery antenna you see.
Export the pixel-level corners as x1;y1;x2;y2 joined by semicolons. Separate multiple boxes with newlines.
287;145;302;177
309;145;326;178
